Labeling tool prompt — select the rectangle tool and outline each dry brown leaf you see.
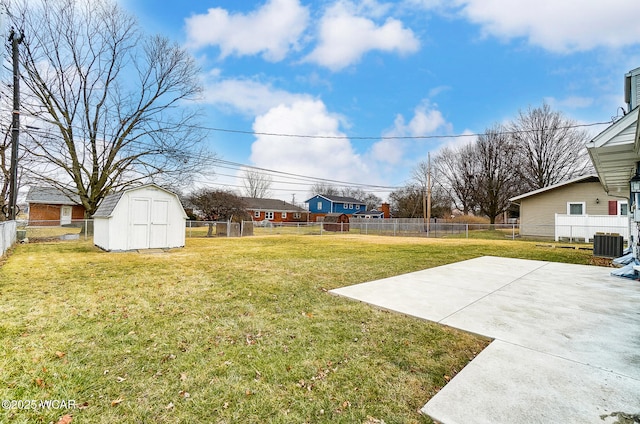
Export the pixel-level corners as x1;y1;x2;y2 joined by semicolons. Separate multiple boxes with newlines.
56;414;73;424
179;372;187;381
110;397;124;407
35;377;44;387
55;351;66;358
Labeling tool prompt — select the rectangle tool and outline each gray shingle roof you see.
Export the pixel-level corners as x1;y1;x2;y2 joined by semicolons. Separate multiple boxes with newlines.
92;191;125;218
26;186;81;205
92;183;185;218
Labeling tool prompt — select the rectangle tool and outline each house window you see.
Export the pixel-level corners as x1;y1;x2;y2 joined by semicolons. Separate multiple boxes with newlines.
349;204;353;209
619;201;628;216
254;211;260;218
343;203;348;208
265;211;274;220
294;212;301;219
317;201;322;210
281;212;287;219
567;202;585;215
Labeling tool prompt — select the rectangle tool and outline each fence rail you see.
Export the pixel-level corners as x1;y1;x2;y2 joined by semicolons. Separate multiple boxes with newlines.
0;220;17;257
11;218;632;247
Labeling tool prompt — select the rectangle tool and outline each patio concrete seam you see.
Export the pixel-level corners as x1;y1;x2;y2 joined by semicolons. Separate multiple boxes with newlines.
489;339;640;382
437;261;551;324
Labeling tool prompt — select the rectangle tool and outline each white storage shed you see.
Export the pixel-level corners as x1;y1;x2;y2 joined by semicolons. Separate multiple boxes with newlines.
93;184;187;251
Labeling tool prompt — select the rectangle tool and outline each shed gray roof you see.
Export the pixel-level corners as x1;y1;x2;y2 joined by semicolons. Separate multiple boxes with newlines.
26;186;81;205
241;197;306;212
92;191;125;218
92;183;184;218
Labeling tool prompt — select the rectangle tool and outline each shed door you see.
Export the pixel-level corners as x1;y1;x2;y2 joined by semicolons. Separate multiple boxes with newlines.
130;198;151;249
149;199;169;248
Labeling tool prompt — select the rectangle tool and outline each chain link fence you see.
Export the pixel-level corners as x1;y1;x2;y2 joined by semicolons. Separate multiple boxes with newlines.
9;218;630;246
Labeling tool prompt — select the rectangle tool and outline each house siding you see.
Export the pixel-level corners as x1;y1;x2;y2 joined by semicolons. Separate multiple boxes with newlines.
250;210;308;223
306;195;365;219
519;181;624;237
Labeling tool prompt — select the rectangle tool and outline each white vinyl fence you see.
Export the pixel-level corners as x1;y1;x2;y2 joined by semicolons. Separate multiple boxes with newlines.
555;214;629;242
0;220;17;257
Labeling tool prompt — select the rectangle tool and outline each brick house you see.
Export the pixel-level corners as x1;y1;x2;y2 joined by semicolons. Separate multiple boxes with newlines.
26;186;86;226
241;197;308;223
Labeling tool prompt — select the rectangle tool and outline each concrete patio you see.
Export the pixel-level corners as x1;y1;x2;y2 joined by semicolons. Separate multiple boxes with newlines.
330;256;640;424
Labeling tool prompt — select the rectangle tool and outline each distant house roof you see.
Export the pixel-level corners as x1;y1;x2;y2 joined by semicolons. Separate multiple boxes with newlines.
353;210;384;217
305;194;366;205
26;186;82;206
509;175;600;203
241;197;306;212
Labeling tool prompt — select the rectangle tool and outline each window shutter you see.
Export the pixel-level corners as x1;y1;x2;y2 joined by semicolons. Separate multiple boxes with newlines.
608;200;617;215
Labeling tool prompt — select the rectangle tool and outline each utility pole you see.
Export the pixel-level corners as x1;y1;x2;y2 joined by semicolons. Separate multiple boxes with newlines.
7;28;23;221
426;152;432;234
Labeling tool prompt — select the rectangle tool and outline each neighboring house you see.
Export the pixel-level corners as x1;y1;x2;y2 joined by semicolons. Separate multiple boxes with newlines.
510;175;629;241
305;194;366;221
25;186;86;226
93;184;187;251
352;202;392;219
353;210;384;219
241;198;308;223
586;66;640;263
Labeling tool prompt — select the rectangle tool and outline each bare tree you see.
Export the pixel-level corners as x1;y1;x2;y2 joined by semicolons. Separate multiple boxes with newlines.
509;103;591;191
9;0;210;216
472;125;522;224
309;183;340;197
243;169;272;198
188;189;249;236
389;184;423;218
433;144;479;215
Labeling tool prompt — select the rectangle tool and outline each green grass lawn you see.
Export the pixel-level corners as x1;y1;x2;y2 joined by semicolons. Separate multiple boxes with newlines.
0;235;594;423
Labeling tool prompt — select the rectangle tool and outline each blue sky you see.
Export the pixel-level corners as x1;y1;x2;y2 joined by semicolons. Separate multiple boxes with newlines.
120;0;640;204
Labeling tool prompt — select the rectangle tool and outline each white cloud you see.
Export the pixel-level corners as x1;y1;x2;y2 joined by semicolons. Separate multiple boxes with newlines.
372;101;452;164
250;100;373;184
544;96;594;110
185;0;309;61
386;101;451;137
199;74;312;116
454;0;640;53
304;0;420;71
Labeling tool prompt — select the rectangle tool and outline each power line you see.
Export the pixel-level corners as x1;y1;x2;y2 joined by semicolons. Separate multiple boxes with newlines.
18;109;613;142
186;120;612;141
17;115;612;196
